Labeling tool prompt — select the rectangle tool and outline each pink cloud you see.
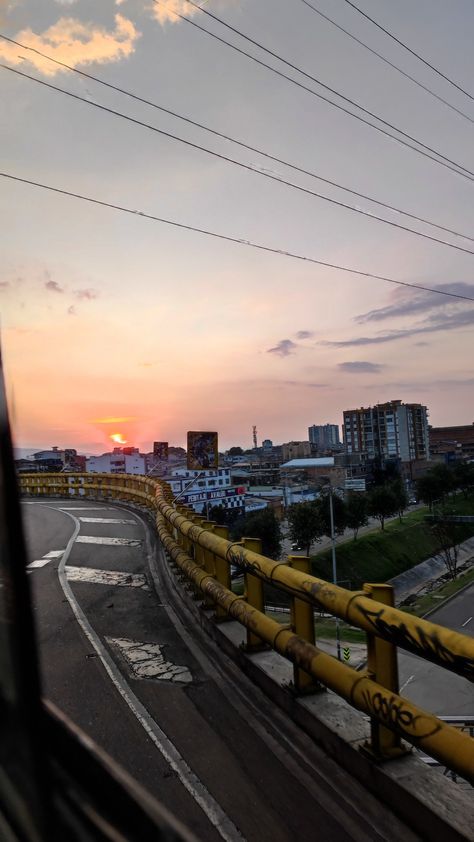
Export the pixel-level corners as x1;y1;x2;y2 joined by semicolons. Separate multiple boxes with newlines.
0;14;140;76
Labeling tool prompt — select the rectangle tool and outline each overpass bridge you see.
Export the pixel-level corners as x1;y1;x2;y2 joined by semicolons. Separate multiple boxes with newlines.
11;473;474;840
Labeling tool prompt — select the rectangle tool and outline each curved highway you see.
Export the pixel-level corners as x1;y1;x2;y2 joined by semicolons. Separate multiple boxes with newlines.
21;499;420;842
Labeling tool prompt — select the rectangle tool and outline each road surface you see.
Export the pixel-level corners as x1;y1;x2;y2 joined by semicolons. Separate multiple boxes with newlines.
398;583;474;716
21;499;419;842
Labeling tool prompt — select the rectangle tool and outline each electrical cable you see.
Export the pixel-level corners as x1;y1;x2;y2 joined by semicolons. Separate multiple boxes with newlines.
2;170;474;303
1;32;472;243
144;2;474;183
298;0;474;125
342;0;474;104
3;62;474;256
173;0;474;179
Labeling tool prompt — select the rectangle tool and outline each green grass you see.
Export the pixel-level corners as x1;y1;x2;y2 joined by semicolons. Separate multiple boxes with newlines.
401;565;474;618
311;495;474;590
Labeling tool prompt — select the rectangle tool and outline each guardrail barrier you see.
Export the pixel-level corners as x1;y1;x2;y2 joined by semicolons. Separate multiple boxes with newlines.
19;473;474;785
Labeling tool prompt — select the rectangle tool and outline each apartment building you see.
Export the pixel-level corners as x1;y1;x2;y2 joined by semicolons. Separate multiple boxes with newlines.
343;400;429;462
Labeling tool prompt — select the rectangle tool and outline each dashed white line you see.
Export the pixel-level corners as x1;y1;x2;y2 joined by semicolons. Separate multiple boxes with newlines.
44;550;64;558
75;535;141;547
78;517;136;524
399;674;415;694
58;506;109;511
28;559;54;569
462;616;472;627
65;566;149;589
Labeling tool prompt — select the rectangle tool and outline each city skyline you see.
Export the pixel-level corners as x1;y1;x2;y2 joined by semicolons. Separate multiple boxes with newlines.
2;1;473;454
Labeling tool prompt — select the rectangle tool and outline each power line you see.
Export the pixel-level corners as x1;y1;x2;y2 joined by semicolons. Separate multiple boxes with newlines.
342;0;474;104
1;33;472;245
2;170;474;302
298;0;474;125
4;62;474;258
147;1;474;183
172;0;474;180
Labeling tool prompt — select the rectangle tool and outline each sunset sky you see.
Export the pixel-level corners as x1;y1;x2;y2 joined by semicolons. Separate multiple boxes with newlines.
2;0;473;454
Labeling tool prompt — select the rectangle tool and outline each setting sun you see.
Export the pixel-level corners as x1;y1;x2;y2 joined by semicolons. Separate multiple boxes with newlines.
110;433;128;445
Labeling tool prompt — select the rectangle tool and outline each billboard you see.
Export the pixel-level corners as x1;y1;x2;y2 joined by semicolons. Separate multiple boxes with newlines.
344;478;366;492
153;441;169;461
187;431;218;470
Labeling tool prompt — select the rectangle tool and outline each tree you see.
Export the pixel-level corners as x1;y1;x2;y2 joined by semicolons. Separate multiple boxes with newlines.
228;446;243;456
367;485;398;531
452;461;474;498
345;493;368;541
287;501;323;556
431;507;461;580
390;478;409;523
316;491;347;538
416;464;454;511
416;473;441;512
231;507;282;559
208;504;229;526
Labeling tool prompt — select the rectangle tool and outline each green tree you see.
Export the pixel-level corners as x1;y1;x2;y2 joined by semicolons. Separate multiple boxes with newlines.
231;507;281;559
208;504;229;525
390;478;409;523
416;464;454;511
287;501;323;556
430;506;461;580
316;491;347;537
345;493;368;541
228;446;244;456
452;461;474;498
367;485;398;531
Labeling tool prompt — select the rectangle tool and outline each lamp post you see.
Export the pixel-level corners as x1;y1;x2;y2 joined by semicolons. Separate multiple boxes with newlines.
327;484;342;661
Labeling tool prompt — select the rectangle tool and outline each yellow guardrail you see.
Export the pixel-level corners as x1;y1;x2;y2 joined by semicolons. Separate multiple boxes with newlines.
19;472;474;784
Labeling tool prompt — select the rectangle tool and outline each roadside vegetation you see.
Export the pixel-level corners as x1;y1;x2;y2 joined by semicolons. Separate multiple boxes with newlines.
312;493;474;589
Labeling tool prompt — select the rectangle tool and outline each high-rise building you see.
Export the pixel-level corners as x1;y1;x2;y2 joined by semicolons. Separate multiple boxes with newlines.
343;400;429;462
308;424;340;449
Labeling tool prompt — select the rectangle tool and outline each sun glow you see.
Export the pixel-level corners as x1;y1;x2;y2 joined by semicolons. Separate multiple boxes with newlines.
110;432;128;445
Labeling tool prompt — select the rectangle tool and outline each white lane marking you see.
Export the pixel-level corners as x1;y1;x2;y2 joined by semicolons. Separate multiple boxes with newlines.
76;535;141;547
44;550;64;558
59;506;109;511
462;616;472;627
66;566;149;589
108;638;192;683
53;506;243;842
78;517;136;524
28;559;53;569
399;674;415;694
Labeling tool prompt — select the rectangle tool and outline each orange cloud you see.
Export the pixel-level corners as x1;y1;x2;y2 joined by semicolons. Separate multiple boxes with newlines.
151;0;202;25
92;416;137;424
0;14;140;76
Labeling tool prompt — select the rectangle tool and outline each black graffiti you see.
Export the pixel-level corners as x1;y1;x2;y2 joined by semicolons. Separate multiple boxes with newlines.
360;689;442;740
357;604;474;681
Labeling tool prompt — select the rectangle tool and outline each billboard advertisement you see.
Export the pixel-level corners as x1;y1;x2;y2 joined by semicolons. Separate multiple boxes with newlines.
153;441;169;461
187;431;218;470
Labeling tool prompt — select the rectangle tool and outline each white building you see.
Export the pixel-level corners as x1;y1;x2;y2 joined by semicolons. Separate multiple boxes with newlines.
86;448;145;475
164;467;246;514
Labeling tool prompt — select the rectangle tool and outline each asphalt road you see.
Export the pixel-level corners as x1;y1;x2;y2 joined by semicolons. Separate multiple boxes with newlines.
398;584;474;716
21;499;421;842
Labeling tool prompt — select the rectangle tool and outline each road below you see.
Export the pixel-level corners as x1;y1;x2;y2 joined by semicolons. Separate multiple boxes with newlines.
398;583;474;715
20;498;421;842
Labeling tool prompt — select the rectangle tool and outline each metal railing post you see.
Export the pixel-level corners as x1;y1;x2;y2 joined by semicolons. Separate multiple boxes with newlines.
363;582;404;758
242;537;266;652
288;555;322;694
212;525;232;622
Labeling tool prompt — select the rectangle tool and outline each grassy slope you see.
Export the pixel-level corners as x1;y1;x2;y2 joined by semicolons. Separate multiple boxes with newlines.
311;496;474;590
